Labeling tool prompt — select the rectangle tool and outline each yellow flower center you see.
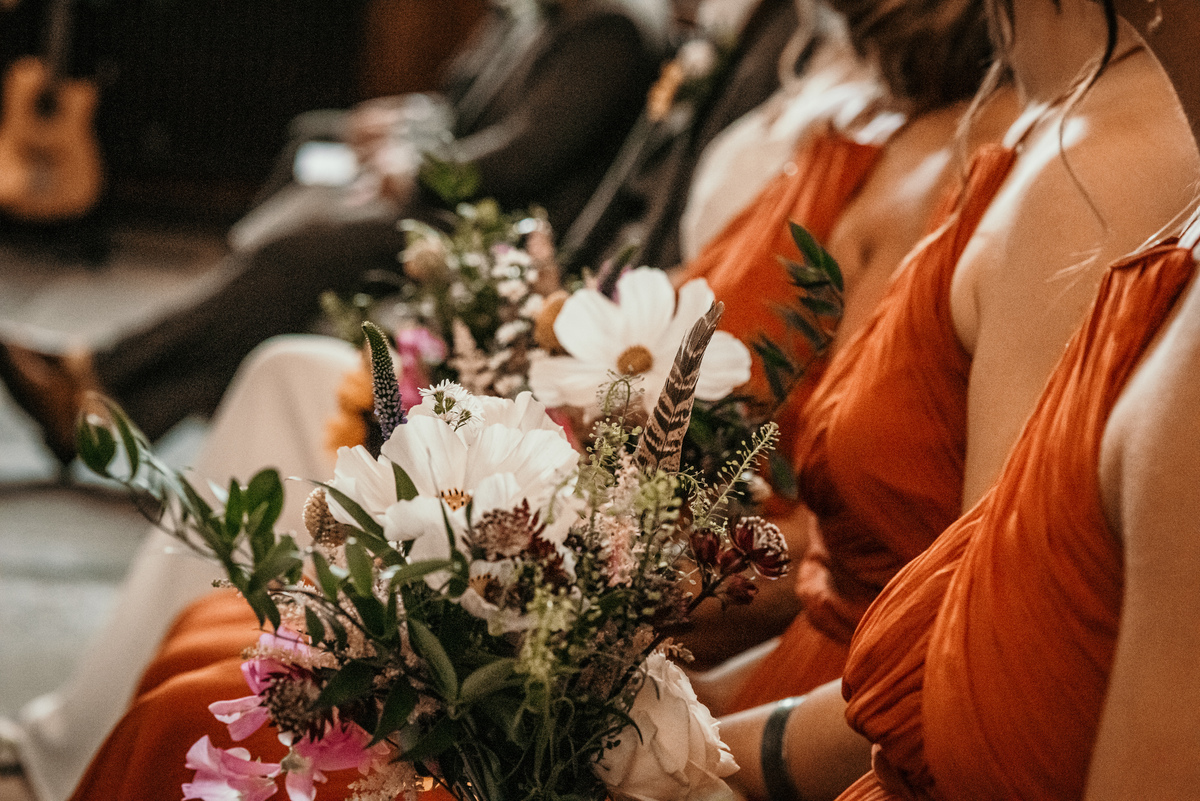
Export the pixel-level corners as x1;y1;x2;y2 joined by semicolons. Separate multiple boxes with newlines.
534;290;570;353
616;345;654;376
439;489;472;511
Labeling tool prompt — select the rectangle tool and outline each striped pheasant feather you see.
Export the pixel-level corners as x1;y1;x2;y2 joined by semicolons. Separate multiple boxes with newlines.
634;301;724;473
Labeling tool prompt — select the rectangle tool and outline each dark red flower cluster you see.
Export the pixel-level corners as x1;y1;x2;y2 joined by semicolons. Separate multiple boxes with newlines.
688;516;789;607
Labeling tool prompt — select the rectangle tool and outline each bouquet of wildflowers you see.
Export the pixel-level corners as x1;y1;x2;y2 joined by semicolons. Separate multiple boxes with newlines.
78;307;788;801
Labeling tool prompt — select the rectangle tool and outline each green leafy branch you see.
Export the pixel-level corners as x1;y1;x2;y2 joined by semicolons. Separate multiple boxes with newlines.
76;395;299;629
754;221;845;405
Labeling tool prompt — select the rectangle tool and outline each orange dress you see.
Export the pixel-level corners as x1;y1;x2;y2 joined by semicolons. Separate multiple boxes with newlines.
679;128;882;465
64;131;885;801
839;240;1197;799
724;145;1018;713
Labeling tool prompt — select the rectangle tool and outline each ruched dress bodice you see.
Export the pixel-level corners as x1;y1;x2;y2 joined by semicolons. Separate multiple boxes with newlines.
840;239;1197;800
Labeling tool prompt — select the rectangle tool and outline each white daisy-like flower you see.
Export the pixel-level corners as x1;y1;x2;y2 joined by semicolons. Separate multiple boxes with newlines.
490;244;533;278
519;293;545;319
325;390;577;532
325;445;400;527
419;380;485;434
496;278;530;303
527;267;751;416
495;319;529;346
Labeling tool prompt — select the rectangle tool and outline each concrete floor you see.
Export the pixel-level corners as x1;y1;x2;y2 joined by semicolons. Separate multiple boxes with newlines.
0;226;226;800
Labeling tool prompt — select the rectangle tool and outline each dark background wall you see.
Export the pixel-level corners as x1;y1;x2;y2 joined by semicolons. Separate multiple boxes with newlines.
0;0;485;225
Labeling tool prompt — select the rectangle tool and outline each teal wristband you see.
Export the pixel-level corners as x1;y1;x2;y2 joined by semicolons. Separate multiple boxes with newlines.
760;695;806;801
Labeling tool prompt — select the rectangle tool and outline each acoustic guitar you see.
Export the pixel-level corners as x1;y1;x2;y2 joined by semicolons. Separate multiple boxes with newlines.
0;0;103;221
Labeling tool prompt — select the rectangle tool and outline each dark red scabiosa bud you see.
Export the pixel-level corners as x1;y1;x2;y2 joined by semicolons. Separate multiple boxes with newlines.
691;529;721;567
716;547;745;575
730;516;790;579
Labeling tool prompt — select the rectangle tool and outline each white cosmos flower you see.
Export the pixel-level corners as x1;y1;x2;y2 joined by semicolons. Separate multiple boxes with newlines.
326;445;400;527
373;391;579;584
325;390;578;538
527;267;751;416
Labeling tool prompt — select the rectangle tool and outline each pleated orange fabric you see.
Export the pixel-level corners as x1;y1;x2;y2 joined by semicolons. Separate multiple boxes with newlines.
678;128;883;465
840;240;1197;800
724;145;1017;713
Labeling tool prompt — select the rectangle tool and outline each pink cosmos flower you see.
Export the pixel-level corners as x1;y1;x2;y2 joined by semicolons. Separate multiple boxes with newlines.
208;630;313;741
209;694;272;742
182;735;280;801
280;722;383;801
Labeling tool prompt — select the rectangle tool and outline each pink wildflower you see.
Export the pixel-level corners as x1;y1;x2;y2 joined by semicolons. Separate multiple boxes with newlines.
182;735;280;801
208;629;312;741
280;722;382;801
209;694;272;742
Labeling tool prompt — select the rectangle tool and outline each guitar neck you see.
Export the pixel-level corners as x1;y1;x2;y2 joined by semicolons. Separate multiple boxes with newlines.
42;0;75;83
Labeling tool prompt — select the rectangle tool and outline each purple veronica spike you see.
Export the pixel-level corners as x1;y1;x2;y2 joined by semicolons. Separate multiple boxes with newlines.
362;322;406;440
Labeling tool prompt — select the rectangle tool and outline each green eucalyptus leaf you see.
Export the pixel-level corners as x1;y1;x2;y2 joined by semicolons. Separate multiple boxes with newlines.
345;539;376;597
780;256;830;289
371;682;418;746
319;483;388;548
76;419;117;475
311;550;342;602
387;558;455;589
458;658;516;705
304;606;326;646
224;480;245;541
327;614;349;650
408;618;458;700
789;221;843;292
392;462;419;501
478;694;528;746
349;593;388;639
799;295;841;317
101;398;143;478
246;540;303;595
244;588;280;630
781;309;826;350
402;715;456;762
245;469;285;534
447;549;470;599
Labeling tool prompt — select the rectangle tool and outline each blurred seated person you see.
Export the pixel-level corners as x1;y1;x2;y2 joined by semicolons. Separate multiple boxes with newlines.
558;0;804;271
0;0;664;465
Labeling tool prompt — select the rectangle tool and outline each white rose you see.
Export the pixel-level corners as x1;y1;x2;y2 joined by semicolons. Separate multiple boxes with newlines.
595;652;738;801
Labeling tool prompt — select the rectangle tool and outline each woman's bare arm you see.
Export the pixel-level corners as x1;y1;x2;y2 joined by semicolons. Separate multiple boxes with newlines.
721;679;872;801
1087;261;1200;799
